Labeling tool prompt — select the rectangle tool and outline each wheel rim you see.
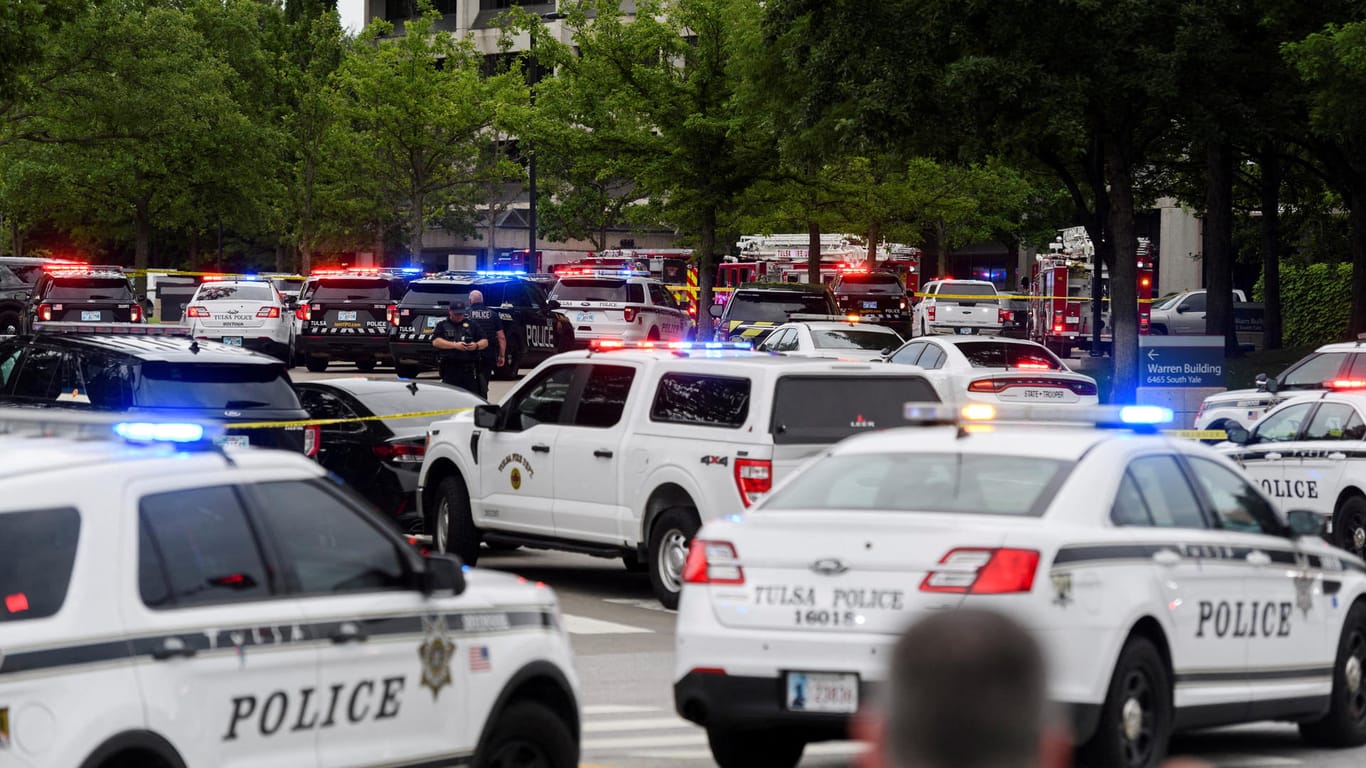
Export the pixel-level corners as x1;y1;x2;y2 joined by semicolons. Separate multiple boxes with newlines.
436;499;449;552
486;738;551;768
1346;626;1366;726
1339;506;1366;559
657;528;688;594
1117;669;1156;766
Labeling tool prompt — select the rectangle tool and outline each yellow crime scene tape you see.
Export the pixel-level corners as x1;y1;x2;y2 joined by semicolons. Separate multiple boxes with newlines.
916;292;1157;303
1163;429;1230;440
229;407;474;430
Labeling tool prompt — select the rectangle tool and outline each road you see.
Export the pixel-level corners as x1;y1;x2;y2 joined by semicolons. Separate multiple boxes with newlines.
294;362;1366;768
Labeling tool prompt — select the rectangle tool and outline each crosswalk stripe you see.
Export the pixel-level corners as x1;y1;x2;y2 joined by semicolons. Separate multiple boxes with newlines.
583;717;693;733
561;614;652;635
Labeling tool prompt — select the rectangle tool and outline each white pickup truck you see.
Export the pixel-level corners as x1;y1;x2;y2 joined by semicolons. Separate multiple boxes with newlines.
1148;289;1247;335
912;279;1006;337
416;345;940;606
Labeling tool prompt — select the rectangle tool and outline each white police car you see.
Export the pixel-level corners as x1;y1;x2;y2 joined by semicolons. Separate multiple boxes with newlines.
184;277;294;362
674;404;1366;768
549;268;689;346
0;410;580;768
1195;340;1366;432
1220;391;1366;561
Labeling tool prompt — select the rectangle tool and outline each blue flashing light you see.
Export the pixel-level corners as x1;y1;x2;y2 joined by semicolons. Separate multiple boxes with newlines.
476;269;527;277
114;422;206;443
1119;405;1174;425
400;267;423;274
724;514;744;523
461;565;472;573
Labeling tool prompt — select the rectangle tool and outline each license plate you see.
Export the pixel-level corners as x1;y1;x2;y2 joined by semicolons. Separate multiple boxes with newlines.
81;311;102;321
576;312;595;322
862;301;878;309
337;310;358;321
956;327;975;335
215;435;249;448
426;316;441;328
222;336;243;347
785;671;858;713
1000;387;1073;402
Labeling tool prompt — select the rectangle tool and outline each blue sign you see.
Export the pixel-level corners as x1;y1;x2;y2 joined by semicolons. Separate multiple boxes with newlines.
1139;335;1224;388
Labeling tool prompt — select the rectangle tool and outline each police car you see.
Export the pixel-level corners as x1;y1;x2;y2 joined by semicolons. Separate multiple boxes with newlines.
1220;390;1366;561
675;404;1366;768
294;269;408;373
23;266;145;334
1196;340;1366;432
183;277;294;362
0;410;581;768
548;268;689;347
884;335;1099;406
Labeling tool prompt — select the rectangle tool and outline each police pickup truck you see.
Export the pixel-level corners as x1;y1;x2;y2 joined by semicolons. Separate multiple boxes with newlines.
417;342;940;607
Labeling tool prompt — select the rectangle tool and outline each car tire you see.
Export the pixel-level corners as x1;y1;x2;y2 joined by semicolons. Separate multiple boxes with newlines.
270;341;291;363
305;356;328;373
706;727;804;768
1333;496;1366;561
0;309;21;335
395;362;420;379
475;700;578;768
1299;602;1366;747
434;474;479;566
648;507;699;609
1150;325;1168;335
355;359;377;373
1077;636;1171;768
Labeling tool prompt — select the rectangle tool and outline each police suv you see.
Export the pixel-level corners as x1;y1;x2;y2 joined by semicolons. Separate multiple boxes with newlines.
548;268;690;347
23;266;145;334
675;404;1366;768
0;410;581;768
1196;340;1366;432
417;342;940;607
294;269;407;373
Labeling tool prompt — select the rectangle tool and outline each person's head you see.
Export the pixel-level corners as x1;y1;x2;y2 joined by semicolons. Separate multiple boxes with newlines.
867;609;1067;768
447;299;467;320
469;289;485;306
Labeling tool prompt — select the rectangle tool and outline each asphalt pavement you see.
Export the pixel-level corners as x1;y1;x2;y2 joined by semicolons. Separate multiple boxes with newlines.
294;361;1366;768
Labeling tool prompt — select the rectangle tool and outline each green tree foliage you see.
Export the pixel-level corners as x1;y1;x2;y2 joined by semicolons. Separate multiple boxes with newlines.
1254;262;1352;347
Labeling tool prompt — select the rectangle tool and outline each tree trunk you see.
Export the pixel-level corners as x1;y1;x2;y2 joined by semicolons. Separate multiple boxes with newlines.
807;219;821;285
1203;141;1238;355
1104;135;1139;404
865;222;879;266
1351;187;1366;337
1260;145;1282;350
134;199;152;271
301;242;314;275
409;194;424;268
921;223;945;279
696;206;717;341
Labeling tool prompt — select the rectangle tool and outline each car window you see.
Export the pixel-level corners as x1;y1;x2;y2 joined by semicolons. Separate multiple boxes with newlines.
1185;457;1276;535
1253;402;1314;443
356;385;485;433
935;282;996;299
0;339;27;392
1279;352;1348;390
0;507;80;622
10;345;67;401
310;278;391;303
298;387;366;435
77;352;131;409
505;364;577;431
917;345;946;370
139;485;272;608
43;277;134;301
573;365;635;428
552;279;644;304
889;341;927;366
812;328;899;350
773;329;800;352
1180;292;1206;312
651;373;750;428
952;341;1063;370
1125;455;1207;529
502;282;533;307
194;283;275;302
251;480;408;594
647;283;670;307
771;375;940;444
1303;403;1360;441
134;362;300;410
727;292;833;323
1111;473;1153;526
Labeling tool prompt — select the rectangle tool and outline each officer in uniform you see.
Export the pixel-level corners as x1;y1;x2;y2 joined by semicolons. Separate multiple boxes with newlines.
465;289;506;399
431;299;490;395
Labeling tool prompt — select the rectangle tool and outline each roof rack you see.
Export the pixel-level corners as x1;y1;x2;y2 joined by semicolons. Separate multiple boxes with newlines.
33;322;192;336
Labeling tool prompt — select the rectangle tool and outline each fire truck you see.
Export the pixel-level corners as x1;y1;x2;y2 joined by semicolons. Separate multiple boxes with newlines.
1028;227;1154;357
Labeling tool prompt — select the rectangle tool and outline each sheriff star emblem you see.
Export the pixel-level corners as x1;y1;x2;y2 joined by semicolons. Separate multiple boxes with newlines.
418;615;455;699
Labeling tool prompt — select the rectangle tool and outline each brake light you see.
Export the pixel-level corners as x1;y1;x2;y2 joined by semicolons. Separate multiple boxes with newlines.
623;306;638;323
130;304;143;323
373;441;426;463
998;308;1010;324
733;459;772;507
899;298;907;309
37;303;52;321
920;548;1040;594
682;540;745;585
256;306;280;319
185;305;211;318
1014;361;1051;370
927;305;936;322
296;305;313;321
966;377;1096;396
1052;324;1064;333
303;425;320;458
387;303;399;326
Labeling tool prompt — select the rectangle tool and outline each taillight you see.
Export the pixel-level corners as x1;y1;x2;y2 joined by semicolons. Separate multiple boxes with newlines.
303;425;320;458
130;304;143;323
967;377;1096;396
373;441;426;463
186;306;211;318
899;298;907;309
927;305;936;322
920;548;1040;594
37;304;52;321
295;305;312;321
386;303;399;326
682;540;745;585
733;459;772;507
623;306;638;323
998;308;1010;324
257;306;281;319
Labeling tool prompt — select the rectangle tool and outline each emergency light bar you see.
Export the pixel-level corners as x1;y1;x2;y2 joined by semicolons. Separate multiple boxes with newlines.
33;322;192;336
0;407;222;445
561;268;650;278
202;274;261;282
589;339;753;351
310;268;383;276
901;402;1174;431
788;314;861;323
475;269;528;277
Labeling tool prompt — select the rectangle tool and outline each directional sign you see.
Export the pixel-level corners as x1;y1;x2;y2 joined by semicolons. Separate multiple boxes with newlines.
1139;335;1224;388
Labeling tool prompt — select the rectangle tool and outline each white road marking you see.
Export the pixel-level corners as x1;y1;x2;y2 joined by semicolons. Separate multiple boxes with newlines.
561;613;652;635
582;733;706;750
583;704;657;715
602;597;676;614
584;717;693;733
1208;756;1301;767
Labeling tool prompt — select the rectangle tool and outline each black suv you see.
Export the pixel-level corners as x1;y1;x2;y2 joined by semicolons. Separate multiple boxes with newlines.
294;271;408;373
0;328;316;453
23;267;144;334
830;270;911;335
708;283;839;345
389;273;574;379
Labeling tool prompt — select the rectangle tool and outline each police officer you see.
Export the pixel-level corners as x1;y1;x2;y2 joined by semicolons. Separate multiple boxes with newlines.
431;299;490;395
465;289;506;398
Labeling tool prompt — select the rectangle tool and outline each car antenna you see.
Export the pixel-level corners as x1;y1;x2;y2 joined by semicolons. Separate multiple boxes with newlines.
189;340;200;354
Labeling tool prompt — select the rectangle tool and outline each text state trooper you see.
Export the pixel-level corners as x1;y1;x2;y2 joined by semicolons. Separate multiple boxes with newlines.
431;298;490;395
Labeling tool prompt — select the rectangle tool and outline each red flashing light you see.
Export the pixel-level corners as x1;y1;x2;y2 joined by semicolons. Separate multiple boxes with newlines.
386;303;399;327
1140;277;1151;287
311;267;382;276
5;592;30;613
186;306;211;318
846;314;860;323
1052;324;1064;333
733;459;772;507
683;540;745;585
592;339;626;350
256;306;280;319
1329;379;1366;390
920;548;1040;594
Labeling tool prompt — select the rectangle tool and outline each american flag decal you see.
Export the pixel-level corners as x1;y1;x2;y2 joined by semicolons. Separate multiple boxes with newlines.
469;645;491;672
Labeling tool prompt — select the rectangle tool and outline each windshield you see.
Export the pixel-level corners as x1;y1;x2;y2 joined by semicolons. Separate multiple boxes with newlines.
1153;294;1183;310
812;328;901;350
935;282;997;298
552;279;645;304
953;341;1064;370
135;363;300;410
730;293;833;323
762;453;1072;515
309;278;391;302
194;283;275;302
401;283;476;306
357;385;486;433
838;273;902;292
46;277;133;301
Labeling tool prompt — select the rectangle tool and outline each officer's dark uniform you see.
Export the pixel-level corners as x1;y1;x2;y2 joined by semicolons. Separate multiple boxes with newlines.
466;299;504;399
432;303;490;395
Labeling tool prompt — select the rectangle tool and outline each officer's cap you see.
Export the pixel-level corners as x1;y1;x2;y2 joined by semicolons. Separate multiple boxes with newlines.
446;299;468;313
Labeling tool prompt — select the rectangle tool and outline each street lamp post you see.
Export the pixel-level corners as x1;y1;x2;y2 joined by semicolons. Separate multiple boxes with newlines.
527;11;566;273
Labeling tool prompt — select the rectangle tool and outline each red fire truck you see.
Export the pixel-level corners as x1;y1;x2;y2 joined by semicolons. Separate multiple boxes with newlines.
1028;229;1154;357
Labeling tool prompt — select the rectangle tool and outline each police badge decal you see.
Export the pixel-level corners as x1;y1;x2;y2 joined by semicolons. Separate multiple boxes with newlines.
418;615;456;699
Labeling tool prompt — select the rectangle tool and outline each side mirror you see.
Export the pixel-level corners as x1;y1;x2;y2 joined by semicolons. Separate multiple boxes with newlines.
1175;304;1188;313
708;303;724;318
1286;509;1327;539
421;552;466;596
473;404;500;430
1265;376;1279;394
179;302;188;312
880;347;893;357
1224;424;1252;445
1254;372;1268;390
547;299;561;310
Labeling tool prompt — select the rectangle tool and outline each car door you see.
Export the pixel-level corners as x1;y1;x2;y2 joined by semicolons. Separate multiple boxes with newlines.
476;363;579;534
296;386;372;480
245;479;480;767
1173;292;1207;334
125;481;318;768
1180;455;1334;716
912;341;956;403
1279;401;1362;521
553;363;636;543
1229;401;1316;505
1113;454;1250;712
